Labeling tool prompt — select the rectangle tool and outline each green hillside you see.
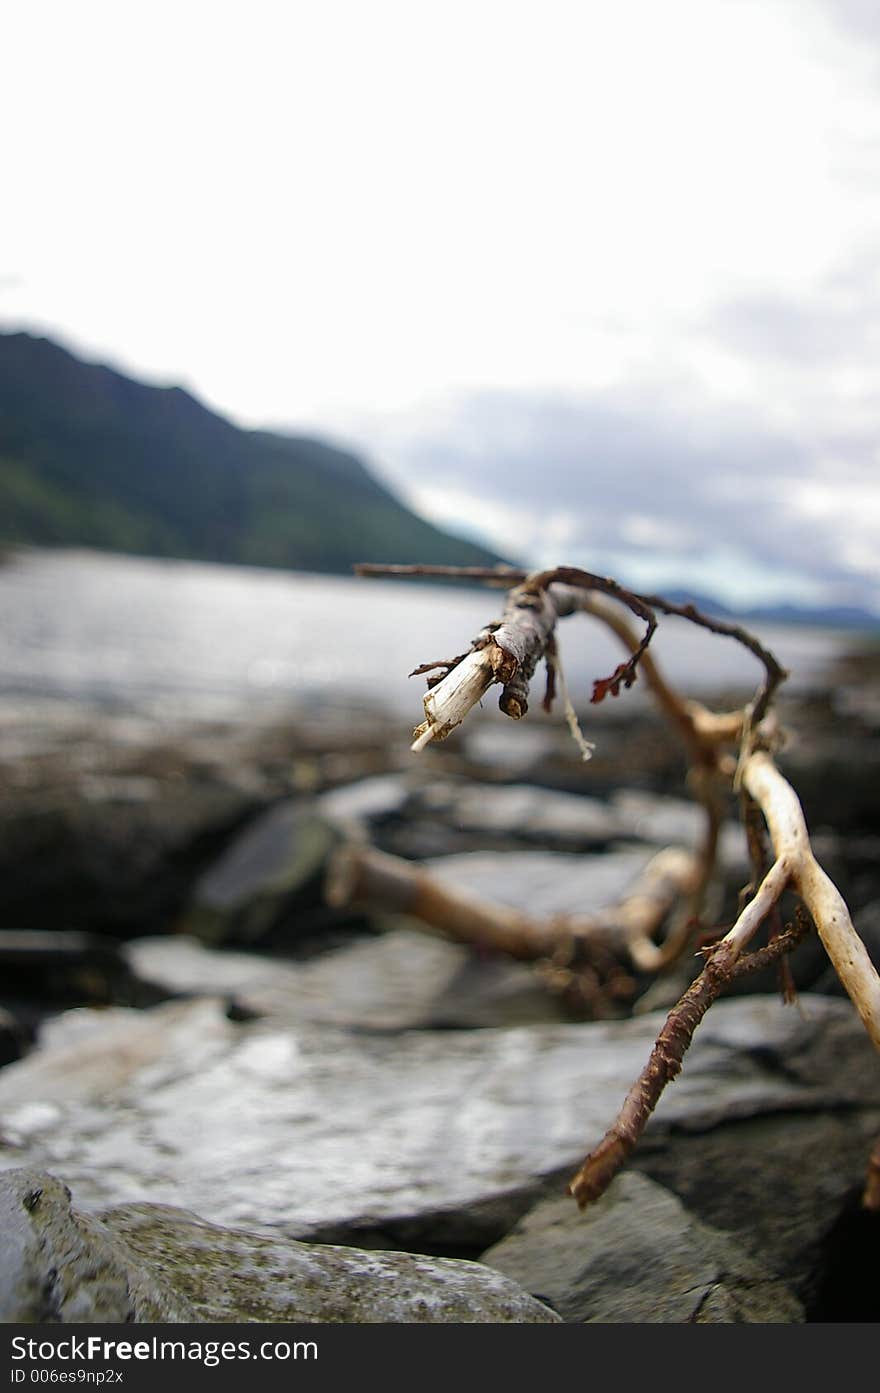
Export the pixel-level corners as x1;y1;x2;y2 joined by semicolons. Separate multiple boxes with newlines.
0;332;508;573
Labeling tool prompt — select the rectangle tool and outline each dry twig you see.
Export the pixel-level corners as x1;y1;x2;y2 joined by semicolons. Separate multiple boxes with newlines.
327;841;702;991
569;913;813;1205
354;561;880;1205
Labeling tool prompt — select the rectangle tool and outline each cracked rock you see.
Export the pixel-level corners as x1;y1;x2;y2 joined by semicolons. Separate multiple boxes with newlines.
0;994;874;1251
480;1171;803;1322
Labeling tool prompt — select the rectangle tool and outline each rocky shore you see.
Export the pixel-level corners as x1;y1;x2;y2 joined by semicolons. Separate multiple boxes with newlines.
0;645;879;1323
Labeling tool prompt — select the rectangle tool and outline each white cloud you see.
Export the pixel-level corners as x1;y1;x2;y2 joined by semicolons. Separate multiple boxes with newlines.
2;0;880;607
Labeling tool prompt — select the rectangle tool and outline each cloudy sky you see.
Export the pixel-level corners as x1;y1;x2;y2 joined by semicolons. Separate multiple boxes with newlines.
3;0;880;611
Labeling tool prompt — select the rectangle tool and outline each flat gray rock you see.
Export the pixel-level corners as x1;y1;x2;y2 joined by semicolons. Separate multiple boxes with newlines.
0;1169;556;1324
316;775;411;831
98;1201;559;1323
461;724;564;775
636;1106;880;1314
125;929;570;1030
610;791;748;869
412;782;747;866
0;995;874;1246
414;782;622;846
481;1172;803;1322
183;803;339;945
423;847;666;916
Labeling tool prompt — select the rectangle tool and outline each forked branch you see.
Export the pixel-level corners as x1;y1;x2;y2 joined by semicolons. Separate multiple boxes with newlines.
569;913;812;1205
327;841;703;992
355;561;880;1207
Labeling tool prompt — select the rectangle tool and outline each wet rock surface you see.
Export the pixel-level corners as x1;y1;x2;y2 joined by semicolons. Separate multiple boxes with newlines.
635;1106;880;1317
0;1169;556;1324
3;661;879;955
0;994;875;1255
423;846;677;916
98;1202;559;1324
126;929;572;1030
481;1172;805;1322
0;763;264;941
1;651;880;1322
0;700;404;943
181;803;347;948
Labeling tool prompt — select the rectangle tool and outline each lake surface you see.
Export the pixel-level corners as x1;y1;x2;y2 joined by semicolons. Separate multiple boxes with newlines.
0;548;858;725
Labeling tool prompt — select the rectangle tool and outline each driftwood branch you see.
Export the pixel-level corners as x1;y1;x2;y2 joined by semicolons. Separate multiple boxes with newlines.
741;750;880;1051
357;562;780;746
569;914;812;1206
355;563;527;586
408;572;660;750
566;751;880;1204
327;842;702;986
354;560;880;1206
394;568;751;952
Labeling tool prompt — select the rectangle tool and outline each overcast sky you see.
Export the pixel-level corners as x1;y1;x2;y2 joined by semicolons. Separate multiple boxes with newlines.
3;0;880;611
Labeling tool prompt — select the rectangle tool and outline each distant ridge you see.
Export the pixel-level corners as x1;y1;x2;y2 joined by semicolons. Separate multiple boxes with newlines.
660;589;880;632
0;331;510;574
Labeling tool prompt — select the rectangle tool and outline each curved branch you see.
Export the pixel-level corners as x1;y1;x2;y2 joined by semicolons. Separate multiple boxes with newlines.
569;750;880;1207
569;911;811;1207
639;592;789;726
326;842;702;978
356;561;785;734
742;750;880;1051
353;559;878;1209
527;567;659;702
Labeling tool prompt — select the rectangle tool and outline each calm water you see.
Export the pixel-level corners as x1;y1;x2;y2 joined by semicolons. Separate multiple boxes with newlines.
0;548;857;725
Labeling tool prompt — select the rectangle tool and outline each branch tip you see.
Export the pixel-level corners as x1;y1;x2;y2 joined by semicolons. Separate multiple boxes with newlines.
411;724;436;753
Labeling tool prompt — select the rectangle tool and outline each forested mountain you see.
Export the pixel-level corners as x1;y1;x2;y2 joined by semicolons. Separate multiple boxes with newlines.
0;332;507;573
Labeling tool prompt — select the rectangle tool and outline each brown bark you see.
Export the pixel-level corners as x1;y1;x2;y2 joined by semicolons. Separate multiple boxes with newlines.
354;560;880;1209
327;842;702;974
569;916;811;1206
